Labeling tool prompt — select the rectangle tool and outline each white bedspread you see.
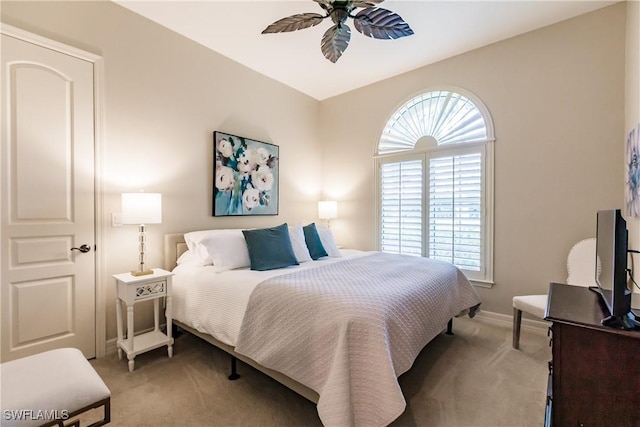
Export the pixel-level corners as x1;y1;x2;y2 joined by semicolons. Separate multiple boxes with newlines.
172;250;368;346
234;252;481;427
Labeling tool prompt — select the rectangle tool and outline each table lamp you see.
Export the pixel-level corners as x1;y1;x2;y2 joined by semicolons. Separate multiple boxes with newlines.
318;200;337;228
121;192;162;276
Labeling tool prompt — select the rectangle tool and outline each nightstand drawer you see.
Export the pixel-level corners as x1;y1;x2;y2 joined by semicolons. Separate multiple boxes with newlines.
134;279;166;301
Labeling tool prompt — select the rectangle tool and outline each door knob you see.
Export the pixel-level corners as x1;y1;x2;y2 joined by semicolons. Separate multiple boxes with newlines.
70;244;91;253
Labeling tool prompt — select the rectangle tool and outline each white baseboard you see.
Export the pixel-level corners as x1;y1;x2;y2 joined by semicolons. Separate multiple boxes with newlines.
105;337;117;356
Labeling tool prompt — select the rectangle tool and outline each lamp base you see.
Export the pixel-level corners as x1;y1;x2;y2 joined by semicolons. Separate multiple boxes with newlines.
131;269;154;277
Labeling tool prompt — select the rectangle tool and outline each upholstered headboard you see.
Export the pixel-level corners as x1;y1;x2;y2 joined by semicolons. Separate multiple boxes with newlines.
164;233;188;271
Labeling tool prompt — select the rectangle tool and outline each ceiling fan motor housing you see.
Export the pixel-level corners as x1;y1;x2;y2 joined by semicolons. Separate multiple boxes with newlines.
331;8;350;24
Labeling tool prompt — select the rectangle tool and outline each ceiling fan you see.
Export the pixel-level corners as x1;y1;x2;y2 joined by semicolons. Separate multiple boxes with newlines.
262;0;414;63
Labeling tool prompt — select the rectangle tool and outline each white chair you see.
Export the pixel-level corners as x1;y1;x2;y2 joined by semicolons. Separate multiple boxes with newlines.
512;238;596;349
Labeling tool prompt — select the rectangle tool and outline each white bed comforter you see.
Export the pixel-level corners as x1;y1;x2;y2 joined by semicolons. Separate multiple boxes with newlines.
234;252;481;427
171;250;369;346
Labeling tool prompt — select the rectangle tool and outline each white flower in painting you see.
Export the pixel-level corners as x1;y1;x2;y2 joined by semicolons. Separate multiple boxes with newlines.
237;149;256;176
256;147;271;165
251;165;274;192
217;138;233;158
215;166;235;191
243;186;260;211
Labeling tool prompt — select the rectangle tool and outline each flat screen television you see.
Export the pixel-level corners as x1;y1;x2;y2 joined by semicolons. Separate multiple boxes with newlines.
593;209;637;330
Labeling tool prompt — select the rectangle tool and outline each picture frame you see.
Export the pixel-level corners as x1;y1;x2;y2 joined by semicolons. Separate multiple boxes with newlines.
213;131;279;216
626;124;640;217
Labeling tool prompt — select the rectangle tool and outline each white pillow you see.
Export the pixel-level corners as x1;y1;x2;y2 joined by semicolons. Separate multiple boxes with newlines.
176;249;211;266
199;229;251;272
316;223;342;257
184;230;216;251
184;229;235;264
288;224;312;263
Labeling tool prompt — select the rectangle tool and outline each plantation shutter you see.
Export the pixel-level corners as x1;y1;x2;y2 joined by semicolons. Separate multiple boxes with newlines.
376;89;493;282
380;160;423;256
429;152;482;271
379;91;488;155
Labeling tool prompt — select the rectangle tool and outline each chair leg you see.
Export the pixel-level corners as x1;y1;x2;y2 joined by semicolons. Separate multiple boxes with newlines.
513;308;522;349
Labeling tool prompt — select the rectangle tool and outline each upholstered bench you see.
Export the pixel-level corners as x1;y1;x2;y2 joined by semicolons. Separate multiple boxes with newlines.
0;348;110;427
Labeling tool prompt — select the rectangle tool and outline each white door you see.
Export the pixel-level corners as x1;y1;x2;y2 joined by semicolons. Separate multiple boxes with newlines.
1;32;96;361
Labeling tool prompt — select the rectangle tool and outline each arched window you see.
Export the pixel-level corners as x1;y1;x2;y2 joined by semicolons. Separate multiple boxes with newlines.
376;89;494;283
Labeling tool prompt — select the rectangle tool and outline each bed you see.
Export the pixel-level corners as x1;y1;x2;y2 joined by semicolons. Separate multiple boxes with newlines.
164;229;481;427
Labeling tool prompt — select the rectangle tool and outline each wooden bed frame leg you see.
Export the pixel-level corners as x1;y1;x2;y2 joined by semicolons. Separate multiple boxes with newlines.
446;318;454;335
228;356;240;380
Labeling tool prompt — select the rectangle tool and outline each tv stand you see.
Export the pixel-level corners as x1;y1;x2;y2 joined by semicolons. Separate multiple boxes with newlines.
544;283;640;426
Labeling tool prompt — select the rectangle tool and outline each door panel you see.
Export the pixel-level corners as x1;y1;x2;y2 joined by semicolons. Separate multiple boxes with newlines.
13;64;72;220
11;235;73;266
1;33;96;361
14;277;73;344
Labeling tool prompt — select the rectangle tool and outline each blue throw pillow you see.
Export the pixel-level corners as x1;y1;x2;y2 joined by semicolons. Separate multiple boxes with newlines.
303;223;328;260
242;223;299;271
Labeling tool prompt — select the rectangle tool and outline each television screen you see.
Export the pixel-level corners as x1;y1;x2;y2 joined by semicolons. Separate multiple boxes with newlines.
595;210;616;300
594;209;635;329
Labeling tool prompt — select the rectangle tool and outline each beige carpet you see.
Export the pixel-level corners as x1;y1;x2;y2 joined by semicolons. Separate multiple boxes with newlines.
88;316;549;427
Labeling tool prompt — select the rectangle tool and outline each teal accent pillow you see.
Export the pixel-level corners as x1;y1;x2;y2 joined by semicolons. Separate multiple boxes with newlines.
242;223;299;271
303;223;328;260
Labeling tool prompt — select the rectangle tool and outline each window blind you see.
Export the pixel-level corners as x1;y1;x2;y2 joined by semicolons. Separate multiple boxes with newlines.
380;160;422;256
428;153;482;271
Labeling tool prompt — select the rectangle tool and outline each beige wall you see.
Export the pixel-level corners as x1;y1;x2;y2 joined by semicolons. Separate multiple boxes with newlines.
1;1;323;343
319;4;626;315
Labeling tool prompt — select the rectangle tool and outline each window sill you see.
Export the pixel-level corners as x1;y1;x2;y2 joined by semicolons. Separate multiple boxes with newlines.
470;279;494;289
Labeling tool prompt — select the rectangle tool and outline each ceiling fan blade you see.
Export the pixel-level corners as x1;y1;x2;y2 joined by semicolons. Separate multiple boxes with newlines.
353;7;414;39
321;23;351;63
262;13;326;34
352;0;384;8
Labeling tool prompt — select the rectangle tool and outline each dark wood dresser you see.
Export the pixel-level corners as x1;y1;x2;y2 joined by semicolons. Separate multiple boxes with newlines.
544;282;640;427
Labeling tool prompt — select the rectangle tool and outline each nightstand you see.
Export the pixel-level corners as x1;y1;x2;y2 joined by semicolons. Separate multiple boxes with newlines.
113;268;174;372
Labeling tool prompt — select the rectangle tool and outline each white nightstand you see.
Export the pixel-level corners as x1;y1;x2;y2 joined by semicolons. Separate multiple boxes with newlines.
113;268;174;372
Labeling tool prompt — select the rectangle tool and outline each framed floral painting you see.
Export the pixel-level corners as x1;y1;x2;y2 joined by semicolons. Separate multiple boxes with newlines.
626;123;640;217
213;131;279;216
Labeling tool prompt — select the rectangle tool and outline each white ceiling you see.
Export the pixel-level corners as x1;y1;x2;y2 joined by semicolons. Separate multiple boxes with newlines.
114;0;616;100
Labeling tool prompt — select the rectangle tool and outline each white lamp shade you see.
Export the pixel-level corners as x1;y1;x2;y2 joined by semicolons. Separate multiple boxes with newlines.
121;193;162;225
318;200;338;220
